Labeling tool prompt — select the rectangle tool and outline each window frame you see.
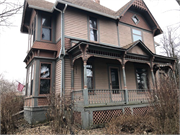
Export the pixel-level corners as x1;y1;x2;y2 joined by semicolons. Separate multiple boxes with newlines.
28;16;36;52
132;28;143;42
89;16;98;42
41;15;52;42
39;62;52;95
134;65;149;93
132;14;140;25
26;64;34;97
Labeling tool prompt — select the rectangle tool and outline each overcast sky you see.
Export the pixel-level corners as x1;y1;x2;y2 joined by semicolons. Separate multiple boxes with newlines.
0;0;180;83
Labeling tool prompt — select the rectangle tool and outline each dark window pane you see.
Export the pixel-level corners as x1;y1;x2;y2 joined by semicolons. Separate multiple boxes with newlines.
30;80;33;95
90;29;97;41
40;64;51;78
40;79;50;94
42;28;51;41
136;68;148;89
111;68;119;90
42;17;51;27
87;77;93;89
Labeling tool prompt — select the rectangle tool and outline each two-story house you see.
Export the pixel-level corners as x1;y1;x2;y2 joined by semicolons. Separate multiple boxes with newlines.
20;0;176;128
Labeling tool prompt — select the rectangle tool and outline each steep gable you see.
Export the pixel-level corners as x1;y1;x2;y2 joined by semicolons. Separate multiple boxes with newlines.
116;0;162;36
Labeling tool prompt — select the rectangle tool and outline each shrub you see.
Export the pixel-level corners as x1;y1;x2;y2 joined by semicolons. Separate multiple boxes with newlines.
149;77;179;134
46;91;74;134
0;91;24;134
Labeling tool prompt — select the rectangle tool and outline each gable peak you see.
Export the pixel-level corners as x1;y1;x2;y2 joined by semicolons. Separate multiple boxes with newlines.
132;0;147;11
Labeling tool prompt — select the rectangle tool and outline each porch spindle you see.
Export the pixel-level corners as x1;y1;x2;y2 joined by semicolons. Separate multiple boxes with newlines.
122;65;128;104
83;60;89;106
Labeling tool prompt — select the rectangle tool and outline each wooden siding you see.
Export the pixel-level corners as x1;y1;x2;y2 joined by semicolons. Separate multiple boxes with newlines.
24;98;33;107
129;46;148;55
65;8;88;40
65;38;71;50
125;62;136;90
38;97;48;106
56;39;61;57
74;59;82;90
118;24;132;47
94;58;109;89
32;41;57;51
55;60;62;95
64;58;71;97
143;31;155;53
56;13;61;42
120;11;151;31
99;18;118;46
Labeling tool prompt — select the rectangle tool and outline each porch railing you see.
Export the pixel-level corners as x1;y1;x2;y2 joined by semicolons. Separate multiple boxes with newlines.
71;89;152;106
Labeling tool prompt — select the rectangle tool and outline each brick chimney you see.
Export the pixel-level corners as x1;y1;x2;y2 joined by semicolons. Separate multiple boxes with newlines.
91;0;100;4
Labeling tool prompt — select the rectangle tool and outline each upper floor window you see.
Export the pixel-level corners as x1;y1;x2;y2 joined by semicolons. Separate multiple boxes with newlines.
89;17;98;41
132;29;142;42
136;68;149;90
42;16;51;41
40;63;51;94
132;14;140;24
28;17;36;52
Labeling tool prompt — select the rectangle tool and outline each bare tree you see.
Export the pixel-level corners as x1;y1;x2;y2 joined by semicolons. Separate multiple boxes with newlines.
0;0;22;27
160;27;180;79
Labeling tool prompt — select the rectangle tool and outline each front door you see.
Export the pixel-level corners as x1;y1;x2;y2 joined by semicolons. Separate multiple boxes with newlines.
109;67;120;92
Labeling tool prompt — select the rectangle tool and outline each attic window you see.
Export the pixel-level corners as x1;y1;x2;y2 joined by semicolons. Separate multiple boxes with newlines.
132;14;140;24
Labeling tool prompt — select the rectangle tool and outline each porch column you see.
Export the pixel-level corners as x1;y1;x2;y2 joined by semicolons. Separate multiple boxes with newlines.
151;67;156;90
122;64;128;104
83;60;89;106
71;67;74;91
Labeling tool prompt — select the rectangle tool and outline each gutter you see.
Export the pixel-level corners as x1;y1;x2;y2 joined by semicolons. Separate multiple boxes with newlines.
54;4;68;98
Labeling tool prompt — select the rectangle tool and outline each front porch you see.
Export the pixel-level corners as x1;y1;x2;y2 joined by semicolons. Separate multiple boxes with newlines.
66;39;176;129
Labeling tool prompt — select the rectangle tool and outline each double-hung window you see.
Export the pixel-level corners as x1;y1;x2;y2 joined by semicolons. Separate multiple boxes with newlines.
87;64;93;89
26;64;34;96
136;68;149;90
40;63;51;94
42;16;51;41
89;17;98;41
28;17;36;52
132;29;142;42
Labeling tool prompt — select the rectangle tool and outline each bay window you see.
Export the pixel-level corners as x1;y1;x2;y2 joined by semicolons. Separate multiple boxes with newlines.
42;16;51;41
40;63;51;94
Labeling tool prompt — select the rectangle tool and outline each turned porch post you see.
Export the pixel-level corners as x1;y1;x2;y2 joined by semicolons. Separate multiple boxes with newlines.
83;60;89;106
151;67;156;90
122;64;128;104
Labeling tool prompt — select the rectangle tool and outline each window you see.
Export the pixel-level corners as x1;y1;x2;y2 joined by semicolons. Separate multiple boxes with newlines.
89;17;98;41
40;63;51;94
132;29;142;42
87;64;93;89
42;16;51;41
28;17;36;51
132;14;140;24
26;64;34;96
136;68;149;90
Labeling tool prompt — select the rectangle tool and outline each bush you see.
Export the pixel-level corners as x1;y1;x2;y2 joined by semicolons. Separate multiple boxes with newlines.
46;91;74;134
0;91;24;134
149;77;179;134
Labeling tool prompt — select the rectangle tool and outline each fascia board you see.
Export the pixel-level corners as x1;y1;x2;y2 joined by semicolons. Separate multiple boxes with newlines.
28;5;53;12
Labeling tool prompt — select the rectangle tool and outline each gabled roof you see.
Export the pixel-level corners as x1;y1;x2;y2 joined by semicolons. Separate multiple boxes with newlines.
122;40;154;56
21;0;162;36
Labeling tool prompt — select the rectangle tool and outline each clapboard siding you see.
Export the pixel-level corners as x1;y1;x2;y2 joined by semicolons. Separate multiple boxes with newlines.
74;59;82;90
99;18;118;46
64;58;71;97
55;60;62;95
65;8;88;40
56;13;61;42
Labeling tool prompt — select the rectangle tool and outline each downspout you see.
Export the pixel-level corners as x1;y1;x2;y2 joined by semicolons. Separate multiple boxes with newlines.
54;4;67;98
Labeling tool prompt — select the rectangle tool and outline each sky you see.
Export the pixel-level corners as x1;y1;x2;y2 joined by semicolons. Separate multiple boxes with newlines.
0;0;180;83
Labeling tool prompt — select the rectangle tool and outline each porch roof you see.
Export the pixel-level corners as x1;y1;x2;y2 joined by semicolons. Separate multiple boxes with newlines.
67;38;176;64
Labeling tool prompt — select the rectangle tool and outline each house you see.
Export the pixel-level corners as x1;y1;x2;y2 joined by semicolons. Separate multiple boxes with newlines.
20;0;176;128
